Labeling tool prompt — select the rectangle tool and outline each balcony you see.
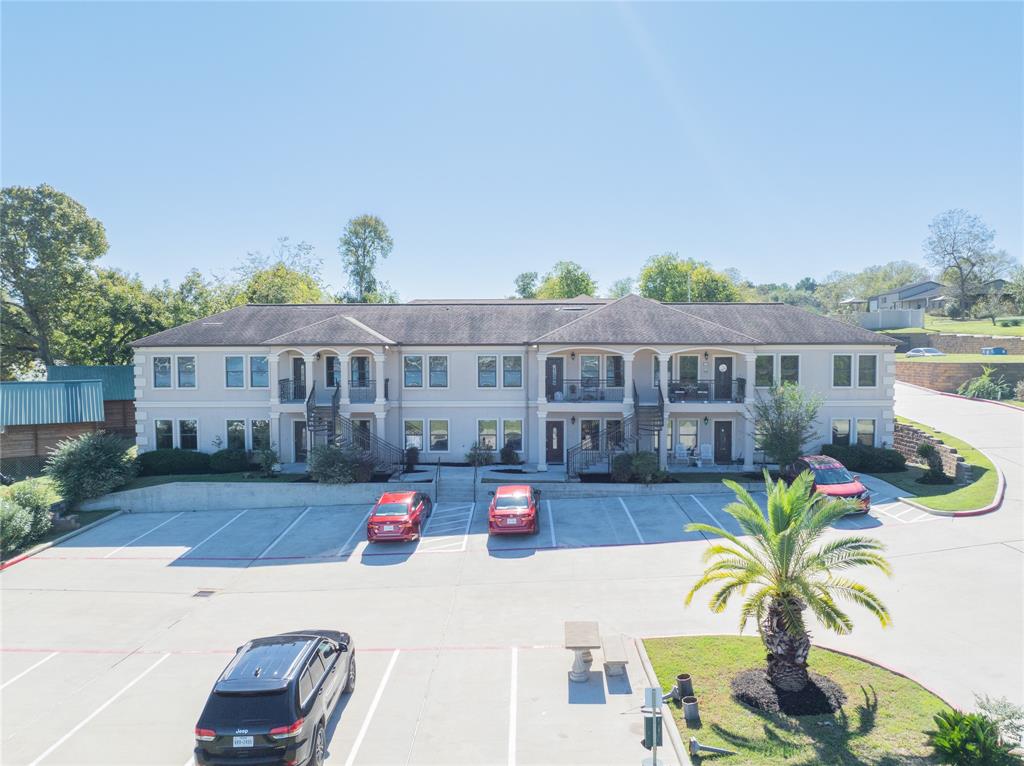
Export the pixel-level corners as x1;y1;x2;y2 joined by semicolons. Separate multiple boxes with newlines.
348;379;388;404
667;377;746;404
278;378;307;403
547;379;625;404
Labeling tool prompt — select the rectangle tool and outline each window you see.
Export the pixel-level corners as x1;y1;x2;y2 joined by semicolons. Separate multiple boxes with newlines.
831;419;851;447
155;419;173;449
153;356;172;388
298;668;313;704
428;356;448;388
580;419;600;449
404;420;424;450
832;355;853;387
428;420;449;452
225;356;244;388
858;355;878;387
677;419;698;451
780;355;799;384
179;420;198;450
177;356;197;388
676;356;699;383
580;355;600;386
502;356;523;388
251;420;270;451
403;356;423;387
477;356;497;388
503;419;523;451
249;356;269;388
755;355;774;387
326;356;340;388
856;419;876;447
478;419;498;450
226;420;246;450
653;356;673;387
605;356;624;387
350;356;370;386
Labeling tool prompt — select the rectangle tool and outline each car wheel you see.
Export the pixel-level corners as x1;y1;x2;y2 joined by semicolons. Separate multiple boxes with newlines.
344;656;356;693
311;723;326;766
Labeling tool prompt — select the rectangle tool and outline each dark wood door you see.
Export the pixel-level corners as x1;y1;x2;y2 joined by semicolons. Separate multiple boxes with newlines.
294;420;308;463
545;357;564;401
292;357;306;399
714;421;732;464
545;420;565;464
714;357;733;401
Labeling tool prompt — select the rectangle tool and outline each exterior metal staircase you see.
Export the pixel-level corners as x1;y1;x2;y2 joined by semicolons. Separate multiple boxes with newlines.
306;381;404;477
566;383;664;479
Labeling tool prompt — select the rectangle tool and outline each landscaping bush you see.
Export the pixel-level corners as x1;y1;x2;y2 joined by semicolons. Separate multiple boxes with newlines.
916;443;952;485
945;304;964;319
930;709;1017;765
465;442;495;467
7;478;58;540
499;443;519;465
958;366;1012;400
1015;379;1024;402
998;318;1021;327
611;453;634;483
631;451;661;484
405;446;419;473
821;444;906;473
1;498;33;557
138;448;211;476
308;445;374;484
209;449;250;474
975;694;1024;747
253;448;279;477
45;432;138;507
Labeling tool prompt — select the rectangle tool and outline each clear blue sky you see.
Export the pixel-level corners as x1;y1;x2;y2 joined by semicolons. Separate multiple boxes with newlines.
2;2;1021;299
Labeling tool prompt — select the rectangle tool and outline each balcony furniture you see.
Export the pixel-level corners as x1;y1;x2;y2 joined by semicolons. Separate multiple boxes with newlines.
696;443;713;467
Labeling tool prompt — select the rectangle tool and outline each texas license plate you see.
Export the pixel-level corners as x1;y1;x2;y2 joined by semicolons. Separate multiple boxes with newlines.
382;525;395;531
233;736;253;748
506;517;520;525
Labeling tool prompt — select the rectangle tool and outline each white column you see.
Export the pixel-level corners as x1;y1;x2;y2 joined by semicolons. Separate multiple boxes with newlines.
743;413;756;469
269;355;280;403
536;410;548;471
535;353;548;405
374;412;388;442
270;413;281;457
374;354;387;404
338;355;350;405
302;354;316;398
657;352;670;469
743;353;756;403
622;353;634;409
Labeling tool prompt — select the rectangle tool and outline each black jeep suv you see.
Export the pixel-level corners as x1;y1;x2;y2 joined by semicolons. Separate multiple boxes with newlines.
194;630;355;766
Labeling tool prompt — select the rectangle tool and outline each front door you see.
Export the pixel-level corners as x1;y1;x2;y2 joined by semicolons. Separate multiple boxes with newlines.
292;357;307;399
714;421;732;464
545;420;565;464
545;357;564;401
294;420;308;463
713;357;732;401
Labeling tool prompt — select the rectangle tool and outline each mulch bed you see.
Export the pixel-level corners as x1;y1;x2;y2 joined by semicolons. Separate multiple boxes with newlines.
730;668;847;716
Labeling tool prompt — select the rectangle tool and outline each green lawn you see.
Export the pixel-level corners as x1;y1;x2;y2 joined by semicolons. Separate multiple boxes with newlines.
116;471;306;492
875;417;999;512
899;353;1024;363
644;635;948;766
880;315;1024;337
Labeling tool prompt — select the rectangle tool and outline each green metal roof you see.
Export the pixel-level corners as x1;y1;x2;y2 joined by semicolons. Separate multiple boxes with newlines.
0;380;106;427
47;365;135;400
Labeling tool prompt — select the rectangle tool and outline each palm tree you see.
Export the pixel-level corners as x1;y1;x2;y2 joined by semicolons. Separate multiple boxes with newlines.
685;471;893;693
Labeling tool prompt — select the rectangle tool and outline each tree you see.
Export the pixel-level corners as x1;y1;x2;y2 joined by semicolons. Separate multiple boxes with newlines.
1;184;108;366
157;269;240;325
607;277;634;298
339;215;393;302
535;261;597;299
637;253;739;302
242;263;324;304
685;472;892;692
970;293;1006;325
748;384;822;468
513;271;539;299
1005;266;1024;315
924;210;1010;314
795;276;818;292
815;262;932;314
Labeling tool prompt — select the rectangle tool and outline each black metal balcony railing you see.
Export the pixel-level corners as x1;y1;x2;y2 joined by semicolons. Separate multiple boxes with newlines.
278;378;306;402
348;379;376;403
667;377;746;404
547;379;626;403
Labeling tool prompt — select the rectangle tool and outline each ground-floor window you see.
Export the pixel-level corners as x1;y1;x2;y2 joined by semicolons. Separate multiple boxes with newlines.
404;419;424;450
580;419;600;449
179;419;198;450
677;419;698;451
251;420;271;451
856;418;876;447
831;419;851;447
429;420;449;452
478;419;498;450
155;419;173;449
226;419;246;450
653;422;673;451
503;418;523;451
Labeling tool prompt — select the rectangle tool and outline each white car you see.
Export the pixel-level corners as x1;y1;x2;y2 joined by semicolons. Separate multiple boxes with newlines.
905;347;945;357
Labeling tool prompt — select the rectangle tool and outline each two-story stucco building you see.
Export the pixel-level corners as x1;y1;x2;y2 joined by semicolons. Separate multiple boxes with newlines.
129;294;897;476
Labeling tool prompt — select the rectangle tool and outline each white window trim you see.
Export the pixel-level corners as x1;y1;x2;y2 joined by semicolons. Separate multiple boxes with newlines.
579;354;602;386
248;355;270;389
250;418;272;452
402;355;425;389
476;355;499;389
676;417;699;452
403;418;425;450
153;355;174;389
831;353;854;389
176;354;198;389
501;417;524;452
177;418;200;451
855;418;877;447
427;418;450;453
856;354;879;389
754;353;776;389
501;354;524;389
427;354;450;389
830;418;852;446
779;353;801;386
153;418;174;449
225;418;248;450
224;355;246;390
476;417;499;450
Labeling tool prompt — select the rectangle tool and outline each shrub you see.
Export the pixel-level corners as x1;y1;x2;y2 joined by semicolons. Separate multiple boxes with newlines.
209;449;250;474
7;478;58;540
45;432;138;507
916;443;950;484
499;443;519;465
405;446;420;473
821;444;906;473
930;709;1017;765
945;304;964;319
611;453;634;482
1;499;33;557
958;366;1012;400
998;318;1021;327
975;694;1024;747
308;445;374;484
138;448;211;476
253;448;279;477
631;451;661;484
1015;379;1024;402
465;442;494;467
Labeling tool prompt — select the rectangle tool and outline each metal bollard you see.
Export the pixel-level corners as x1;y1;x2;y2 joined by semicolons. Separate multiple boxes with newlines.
682;695;700;726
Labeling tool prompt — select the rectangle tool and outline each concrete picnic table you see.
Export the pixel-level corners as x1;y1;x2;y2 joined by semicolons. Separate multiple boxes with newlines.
564;620;601;682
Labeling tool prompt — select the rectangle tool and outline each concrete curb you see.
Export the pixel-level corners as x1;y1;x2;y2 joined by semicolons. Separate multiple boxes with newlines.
633;637;690;766
0;510;125;571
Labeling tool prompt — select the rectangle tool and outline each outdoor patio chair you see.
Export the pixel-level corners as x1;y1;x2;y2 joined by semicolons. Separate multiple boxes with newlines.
696;443;713;467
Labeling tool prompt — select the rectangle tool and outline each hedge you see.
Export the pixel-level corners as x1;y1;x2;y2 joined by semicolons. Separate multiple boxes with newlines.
45;432;138;507
209;449;251;474
821;444;906;473
139;449;212;476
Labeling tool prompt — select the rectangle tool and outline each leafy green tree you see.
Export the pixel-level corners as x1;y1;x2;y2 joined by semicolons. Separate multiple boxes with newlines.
157;269;240;325
607;277;634;298
637;253;739;302
513;271;539;299
242;263;324;304
339;215;393;302
924;210;1013;314
1004;266;1024;314
816;261;933;314
749;384;822;468
685;472;892;692
1;184;108;366
535;261;597;299
795;276;818;292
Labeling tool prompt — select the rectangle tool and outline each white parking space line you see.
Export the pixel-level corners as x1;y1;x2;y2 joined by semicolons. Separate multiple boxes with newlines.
27;653;170;766
508;647;518;766
103;512;184;558
344;649;400;766
185;509;248;556
256;506;313;559
336;507;374;557
0;651;58;690
617;497;645;543
689;494;721;528
547;500;557;548
458;503;475;552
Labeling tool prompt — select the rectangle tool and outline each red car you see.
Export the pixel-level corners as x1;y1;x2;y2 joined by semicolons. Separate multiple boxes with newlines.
783;455;871;513
488;485;540;535
366;491;433;542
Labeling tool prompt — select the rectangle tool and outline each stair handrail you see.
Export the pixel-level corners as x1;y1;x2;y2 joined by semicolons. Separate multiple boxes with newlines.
333;413;404;477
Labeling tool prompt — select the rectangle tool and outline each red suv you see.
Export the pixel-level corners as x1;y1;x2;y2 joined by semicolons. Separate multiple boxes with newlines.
488;485;540;535
367;491;433;542
782;456;871;513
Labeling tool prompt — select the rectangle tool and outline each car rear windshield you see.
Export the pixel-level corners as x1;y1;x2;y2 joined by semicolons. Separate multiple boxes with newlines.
813;466;855;485
374;502;409;516
494;495;529;510
201;688;293;726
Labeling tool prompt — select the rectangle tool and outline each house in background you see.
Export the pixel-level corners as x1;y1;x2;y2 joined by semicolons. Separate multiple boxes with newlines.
46;365;136;438
867;280;946;312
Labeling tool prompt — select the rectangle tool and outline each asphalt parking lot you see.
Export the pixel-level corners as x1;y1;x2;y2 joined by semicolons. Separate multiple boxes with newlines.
0;487;946;766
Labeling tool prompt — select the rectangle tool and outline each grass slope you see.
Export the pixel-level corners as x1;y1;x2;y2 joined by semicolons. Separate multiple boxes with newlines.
881;315;1024;337
899;353;1024;363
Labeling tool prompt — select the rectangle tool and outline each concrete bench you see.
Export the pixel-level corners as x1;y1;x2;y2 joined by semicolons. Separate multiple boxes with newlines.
602;634;629;676
565;621;601;682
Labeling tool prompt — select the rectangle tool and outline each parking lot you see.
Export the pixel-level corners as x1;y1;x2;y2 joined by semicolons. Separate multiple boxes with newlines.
1;487;944;766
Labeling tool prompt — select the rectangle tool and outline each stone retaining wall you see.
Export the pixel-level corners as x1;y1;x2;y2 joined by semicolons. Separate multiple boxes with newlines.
889;332;1024;355
895;361;1024;393
893;422;970;482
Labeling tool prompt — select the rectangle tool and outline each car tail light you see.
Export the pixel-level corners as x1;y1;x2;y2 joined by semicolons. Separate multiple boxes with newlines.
269;717;304;739
195;726;216;741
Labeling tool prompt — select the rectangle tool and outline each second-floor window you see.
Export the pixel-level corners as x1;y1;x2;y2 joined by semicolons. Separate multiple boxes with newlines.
780;355;799;385
755;355;774;387
404;356;423;387
858;355;878;387
832;355;853;387
677;356;698;383
502;356;523;388
177;356;197;388
153;356;172;388
580;355;600;387
606;356;624;387
225;356;244;388
428;355;448;388
478;356;497;388
326;356;341;388
250;356;269;388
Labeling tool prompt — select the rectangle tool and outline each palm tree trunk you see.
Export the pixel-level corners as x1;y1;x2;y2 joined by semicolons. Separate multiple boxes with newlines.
760;598;811;693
